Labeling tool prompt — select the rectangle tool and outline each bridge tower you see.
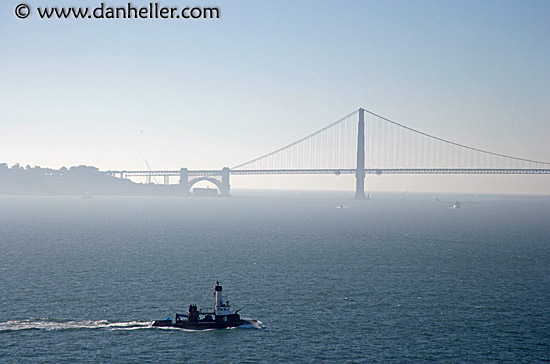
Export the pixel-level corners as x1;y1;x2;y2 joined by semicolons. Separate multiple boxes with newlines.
179;168;189;195
220;167;230;196
355;108;366;199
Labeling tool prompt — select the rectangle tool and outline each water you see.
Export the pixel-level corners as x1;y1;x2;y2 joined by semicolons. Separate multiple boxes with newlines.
1;193;549;363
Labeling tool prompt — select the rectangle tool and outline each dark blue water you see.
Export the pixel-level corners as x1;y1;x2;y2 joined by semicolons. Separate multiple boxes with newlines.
1;193;549;363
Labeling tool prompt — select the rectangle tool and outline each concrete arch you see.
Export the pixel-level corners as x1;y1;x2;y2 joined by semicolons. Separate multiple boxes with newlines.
188;177;222;194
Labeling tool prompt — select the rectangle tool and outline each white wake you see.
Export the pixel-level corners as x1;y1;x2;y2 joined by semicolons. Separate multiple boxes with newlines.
0;319;153;332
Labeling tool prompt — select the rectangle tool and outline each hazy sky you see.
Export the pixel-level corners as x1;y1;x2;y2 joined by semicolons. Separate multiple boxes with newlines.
1;0;549;194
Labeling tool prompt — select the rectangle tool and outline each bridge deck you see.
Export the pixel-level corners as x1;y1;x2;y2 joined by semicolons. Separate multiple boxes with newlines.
233;169;550;175
107;168;550;177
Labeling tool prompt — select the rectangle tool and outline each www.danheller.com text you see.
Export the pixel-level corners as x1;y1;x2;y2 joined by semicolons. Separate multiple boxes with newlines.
15;2;221;20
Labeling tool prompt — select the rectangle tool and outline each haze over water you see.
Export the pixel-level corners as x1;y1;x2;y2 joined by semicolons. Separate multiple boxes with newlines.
1;192;549;363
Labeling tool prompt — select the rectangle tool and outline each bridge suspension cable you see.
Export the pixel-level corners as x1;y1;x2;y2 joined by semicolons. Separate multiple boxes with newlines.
232;110;359;170
363;108;550;170
232;108;550;171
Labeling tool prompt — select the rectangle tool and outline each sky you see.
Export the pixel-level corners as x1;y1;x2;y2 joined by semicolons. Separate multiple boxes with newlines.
1;0;549;194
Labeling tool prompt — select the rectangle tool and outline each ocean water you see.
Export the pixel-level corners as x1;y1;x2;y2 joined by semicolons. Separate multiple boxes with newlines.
0;192;549;363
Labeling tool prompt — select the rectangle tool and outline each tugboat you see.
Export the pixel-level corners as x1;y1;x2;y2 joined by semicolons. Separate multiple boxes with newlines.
152;282;258;330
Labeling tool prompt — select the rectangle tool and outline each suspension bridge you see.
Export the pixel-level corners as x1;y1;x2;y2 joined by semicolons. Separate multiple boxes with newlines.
106;108;550;198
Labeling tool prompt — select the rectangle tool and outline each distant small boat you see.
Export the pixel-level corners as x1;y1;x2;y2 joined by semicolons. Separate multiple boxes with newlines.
435;197;440;202
336;205;344;209
367;193;372;200
81;192;92;199
452;200;461;209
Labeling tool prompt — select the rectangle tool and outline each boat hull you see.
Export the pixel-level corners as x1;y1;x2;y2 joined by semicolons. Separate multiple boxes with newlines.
152;318;256;330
